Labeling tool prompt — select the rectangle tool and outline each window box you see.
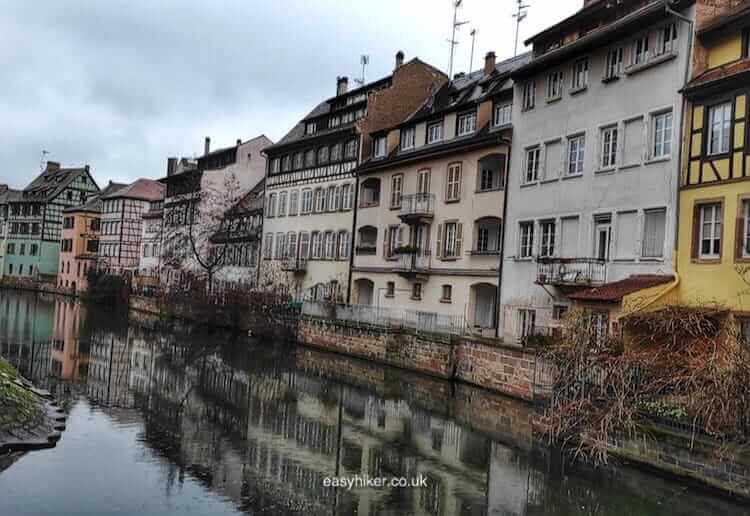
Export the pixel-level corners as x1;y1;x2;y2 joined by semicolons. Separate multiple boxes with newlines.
569;85;587;96
601;75;620;84
560;173;583;181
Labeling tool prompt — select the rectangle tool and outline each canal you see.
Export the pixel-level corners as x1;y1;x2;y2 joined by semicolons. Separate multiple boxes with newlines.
0;290;746;515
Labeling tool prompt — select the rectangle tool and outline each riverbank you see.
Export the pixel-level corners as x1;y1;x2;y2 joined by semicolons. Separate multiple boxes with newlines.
0;358;67;454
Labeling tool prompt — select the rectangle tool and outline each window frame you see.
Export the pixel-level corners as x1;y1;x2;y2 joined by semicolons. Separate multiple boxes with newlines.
522;81;536;111
699;202;723;260
456;111;477;137
400;127;416;151
652;111;674;159
493;102;512;128
390;174;403;209
600;126;619;169
445;162;462;202
374;136;387;158
706;101;732;157
567;134;585;176
571;58;589;91
519;221;534;259
642;208;667;259
427;121;443;144
539;220;556;258
523;147;540;184
547;70;563;101
604;47;623;80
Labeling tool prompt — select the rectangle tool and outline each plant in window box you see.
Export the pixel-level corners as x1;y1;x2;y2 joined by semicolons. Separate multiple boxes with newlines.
393;245;420;255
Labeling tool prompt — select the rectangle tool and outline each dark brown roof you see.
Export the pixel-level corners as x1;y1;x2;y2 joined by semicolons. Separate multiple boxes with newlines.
568;275;675;303
102;178;164;201
683;58;750;96
20;163;97;202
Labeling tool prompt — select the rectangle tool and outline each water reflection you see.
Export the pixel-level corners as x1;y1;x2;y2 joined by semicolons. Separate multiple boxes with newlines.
0;290;746;516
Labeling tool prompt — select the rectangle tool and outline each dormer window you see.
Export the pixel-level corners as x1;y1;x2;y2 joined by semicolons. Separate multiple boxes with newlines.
344;139;358;159
304;149;315;167
457;112;476;137
305;122;316;135
329;116;341;128
604;47;623;80
493;103;512;127
270;158;280;174
318;147;329;164
656;23;678;56
427;121;443;144
374;136;387;158
632;35;649;65
571;58;589;91
400;127;416;150
281;155;291;172
293;153;303;169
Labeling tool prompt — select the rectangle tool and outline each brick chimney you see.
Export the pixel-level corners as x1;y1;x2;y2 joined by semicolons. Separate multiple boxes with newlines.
484;51;496;75
336;76;348;96
395;50;405;70
204;137;211;155
167;157;177;176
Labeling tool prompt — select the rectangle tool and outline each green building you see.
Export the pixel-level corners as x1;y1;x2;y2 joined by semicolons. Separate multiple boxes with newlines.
5;162;99;279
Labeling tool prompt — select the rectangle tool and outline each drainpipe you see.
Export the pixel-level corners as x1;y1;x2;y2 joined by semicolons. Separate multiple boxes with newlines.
496;137;511;339
630;0;693;313
346;148;361;305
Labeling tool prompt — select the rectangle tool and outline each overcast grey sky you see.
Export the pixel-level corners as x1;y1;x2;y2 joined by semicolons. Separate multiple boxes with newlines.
0;0;580;188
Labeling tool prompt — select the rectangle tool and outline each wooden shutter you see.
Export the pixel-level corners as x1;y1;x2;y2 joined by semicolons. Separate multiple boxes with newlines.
456;223;463;257
396;226;404;248
383;226;390;258
436;224;443;259
691;204;701;260
737;216;746;259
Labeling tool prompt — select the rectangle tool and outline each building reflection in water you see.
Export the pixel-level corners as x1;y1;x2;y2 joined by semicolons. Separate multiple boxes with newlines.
0;292;743;516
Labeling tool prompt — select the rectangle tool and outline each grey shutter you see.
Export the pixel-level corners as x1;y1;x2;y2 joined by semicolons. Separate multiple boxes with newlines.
456;223;463;257
436;224;443;259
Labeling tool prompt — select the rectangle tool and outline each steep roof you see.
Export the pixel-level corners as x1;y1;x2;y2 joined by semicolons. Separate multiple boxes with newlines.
64;182;127;214
0;187;22;205
568;275;674;303
20;163;96;202
102;178;165;201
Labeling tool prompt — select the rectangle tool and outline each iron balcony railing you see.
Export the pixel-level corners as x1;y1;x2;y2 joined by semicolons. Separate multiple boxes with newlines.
302;301;465;335
536;257;607;285
281;257;308;272
398;193;435;221
394;250;431;273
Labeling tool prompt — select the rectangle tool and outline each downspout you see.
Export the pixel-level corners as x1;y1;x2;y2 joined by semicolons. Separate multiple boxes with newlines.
257;150;268;289
496;136;511;338
633;0;693;312
346;139;361;305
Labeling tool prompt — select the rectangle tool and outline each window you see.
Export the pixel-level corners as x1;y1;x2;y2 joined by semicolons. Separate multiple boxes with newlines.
540;220;556;257
642;209;666;258
314;188;325;213
743;200;750;257
446;163;462;201
478;154;504;191
519;309;536;340
567;135;585;175
30;244;38;256
337;231;350;259
547;71;563;100
289;190;299;216
632;34;649;65
553;305;568;321
19;244;25;256
412;283;422;300
305;122;316;135
493;103;512;127
275;232;285;259
385;281;395;297
299;232;310;258
457;112;476;136
278;192;287;217
652;112;673;158
318;147;329;164
524;147;540;183
400;127;416;150
305;149;315;167
699;203;722;259
519;222;534;258
301;189;313;214
441;284;452;302
571;58;589;90
293;153;303;169
427;121;443;144
344;140;358;159
374;137;386;158
601;126;618;168
311;232;322;259
270;158;280;174
329;116;340;128
390;175;403;208
442;222;461;258
267;193;277;217
263;234;273;259
522;81;536;110
656;23;678;55
331;144;342;161
327;185;339;211
341;184;353;210
324;231;336;259
281;155;291;172
605;47;623;79
708;102;731;155
63;217;74;229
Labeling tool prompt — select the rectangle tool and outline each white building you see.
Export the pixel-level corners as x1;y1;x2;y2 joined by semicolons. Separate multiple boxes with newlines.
352;52;529;337
138;198;163;280
500;0;694;343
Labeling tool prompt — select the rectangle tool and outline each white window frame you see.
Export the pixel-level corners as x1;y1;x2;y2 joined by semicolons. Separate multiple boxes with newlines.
493;103;512;127
278;191;287;217
632;34;649;66
314;188;325;213
567;134;585;176
341;183;353;210
547;70;563;100
708;102;731;156
427;121;443;144
540;220;556;258
522;81;536;111
605;47;623;79
326;185;338;212
344;140;358;160
289;190;299;216
571;58;589;90
457;112;476;137
523;147;540;184
374;137;387;158
642;208;667;259
400;127;416;150
301;189;313;214
446;163;462;201
337;231;350;260
655;23;678;56
600;126;618;169
390;174;403;208
652;111;673;159
699;203;722;259
519;222;534;259
444;222;458;258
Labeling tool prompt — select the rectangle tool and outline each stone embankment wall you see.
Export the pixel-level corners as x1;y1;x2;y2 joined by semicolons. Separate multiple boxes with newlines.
296;316;548;402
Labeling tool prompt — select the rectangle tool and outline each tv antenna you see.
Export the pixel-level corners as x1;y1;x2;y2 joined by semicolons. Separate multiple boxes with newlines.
354;55;369;87
513;0;530;57
40;149;50;171
469;28;477;72
447;0;469;78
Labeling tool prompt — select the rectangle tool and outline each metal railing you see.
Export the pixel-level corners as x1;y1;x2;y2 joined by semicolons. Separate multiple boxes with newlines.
281;257;308;272
302;301;465;335
536;257;607;285
398;193;435;220
395;250;431;272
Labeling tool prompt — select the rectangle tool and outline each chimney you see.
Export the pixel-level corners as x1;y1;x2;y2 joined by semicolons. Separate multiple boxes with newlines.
46;161;60;172
236;139;242;146
204;136;211;156
395;50;405;70
167;157;177;176
484;51;496;75
336;76;348;96
84;164;90;173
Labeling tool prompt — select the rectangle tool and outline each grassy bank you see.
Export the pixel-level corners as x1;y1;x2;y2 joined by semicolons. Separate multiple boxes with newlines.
0;359;43;432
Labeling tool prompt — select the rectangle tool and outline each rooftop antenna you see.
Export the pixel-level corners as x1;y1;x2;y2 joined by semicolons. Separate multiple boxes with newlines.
469;28;477;72
40;149;50;171
513;0;530;57
447;0;469;77
354;55;369;87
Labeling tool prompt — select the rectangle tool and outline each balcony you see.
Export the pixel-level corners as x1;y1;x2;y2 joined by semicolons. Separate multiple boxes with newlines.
536;258;607;286
281;257;307;273
398;193;435;224
355;245;376;256
394;251;431;280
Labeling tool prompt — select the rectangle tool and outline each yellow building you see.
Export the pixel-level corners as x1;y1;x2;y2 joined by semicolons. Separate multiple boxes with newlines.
676;3;750;342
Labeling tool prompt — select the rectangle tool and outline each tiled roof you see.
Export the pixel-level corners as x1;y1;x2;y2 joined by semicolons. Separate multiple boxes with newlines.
102;178;165;201
684;58;750;94
568;275;674;302
21;163;95;202
697;2;750;36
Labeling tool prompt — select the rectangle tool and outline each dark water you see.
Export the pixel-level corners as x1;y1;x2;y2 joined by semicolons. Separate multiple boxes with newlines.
0;290;747;516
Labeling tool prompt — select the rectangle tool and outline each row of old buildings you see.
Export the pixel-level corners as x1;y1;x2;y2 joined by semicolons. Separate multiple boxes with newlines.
3;0;748;345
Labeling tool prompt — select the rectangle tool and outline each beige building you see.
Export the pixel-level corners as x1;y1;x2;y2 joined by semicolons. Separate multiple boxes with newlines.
351;52;528;336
